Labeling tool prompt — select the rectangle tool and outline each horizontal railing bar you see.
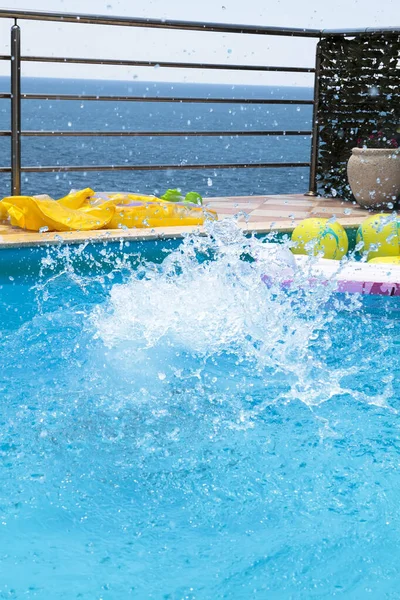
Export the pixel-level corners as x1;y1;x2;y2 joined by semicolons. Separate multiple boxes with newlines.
0;56;383;73
4;92;395;106
3;130;312;137
0;11;396;38
0;162;310;174
0;9;322;37
12;55;316;73
321;27;400;36
14;93;315;105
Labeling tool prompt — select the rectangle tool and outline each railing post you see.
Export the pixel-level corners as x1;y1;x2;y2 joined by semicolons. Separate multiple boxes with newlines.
11;21;21;196
305;40;322;197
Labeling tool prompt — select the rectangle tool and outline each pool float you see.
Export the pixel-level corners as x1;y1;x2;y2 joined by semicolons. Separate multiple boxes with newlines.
100;193;216;229
0;200;8;221
294;255;400;296
2;193;115;232
0;188;217;232
261;243;400;296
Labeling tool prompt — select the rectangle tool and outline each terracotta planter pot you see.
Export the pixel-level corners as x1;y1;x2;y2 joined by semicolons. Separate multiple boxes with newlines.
347;147;400;209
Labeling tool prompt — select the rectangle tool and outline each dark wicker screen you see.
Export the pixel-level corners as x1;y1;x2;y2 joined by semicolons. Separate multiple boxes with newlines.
317;34;400;200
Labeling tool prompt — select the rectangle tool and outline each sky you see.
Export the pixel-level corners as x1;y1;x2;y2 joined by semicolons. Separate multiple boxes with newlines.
0;0;398;86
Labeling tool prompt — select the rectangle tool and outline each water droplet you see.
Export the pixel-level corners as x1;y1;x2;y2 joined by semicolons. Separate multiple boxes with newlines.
39;226;49;233
67;121;72;127
158;372;166;381
369;86;380;97
207;178;213;187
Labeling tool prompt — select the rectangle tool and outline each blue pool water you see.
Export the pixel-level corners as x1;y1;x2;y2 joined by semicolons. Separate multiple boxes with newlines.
1;223;400;599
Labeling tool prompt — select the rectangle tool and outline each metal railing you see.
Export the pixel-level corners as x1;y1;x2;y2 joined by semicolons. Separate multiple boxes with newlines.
1;9;399;197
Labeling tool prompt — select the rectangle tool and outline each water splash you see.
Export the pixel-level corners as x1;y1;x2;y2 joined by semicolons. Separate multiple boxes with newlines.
87;219;389;409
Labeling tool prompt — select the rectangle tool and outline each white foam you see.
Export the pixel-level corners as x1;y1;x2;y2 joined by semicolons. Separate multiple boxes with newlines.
89;220;394;408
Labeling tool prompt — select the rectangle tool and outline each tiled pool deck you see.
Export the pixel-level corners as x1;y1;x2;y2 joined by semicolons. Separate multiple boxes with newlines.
0;194;378;248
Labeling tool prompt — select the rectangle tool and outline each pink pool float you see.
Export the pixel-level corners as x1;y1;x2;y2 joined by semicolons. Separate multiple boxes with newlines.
295;256;400;296
259;245;400;297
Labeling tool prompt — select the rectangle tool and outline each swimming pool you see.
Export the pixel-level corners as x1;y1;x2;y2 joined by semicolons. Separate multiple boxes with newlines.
1;222;400;599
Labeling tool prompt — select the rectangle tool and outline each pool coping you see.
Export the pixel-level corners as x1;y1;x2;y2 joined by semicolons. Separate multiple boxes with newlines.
0;218;364;249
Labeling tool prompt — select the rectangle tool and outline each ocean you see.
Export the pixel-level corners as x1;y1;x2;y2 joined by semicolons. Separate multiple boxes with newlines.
0;77;313;199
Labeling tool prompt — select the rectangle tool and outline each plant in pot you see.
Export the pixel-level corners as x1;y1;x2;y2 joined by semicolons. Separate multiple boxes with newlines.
347;129;400;209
